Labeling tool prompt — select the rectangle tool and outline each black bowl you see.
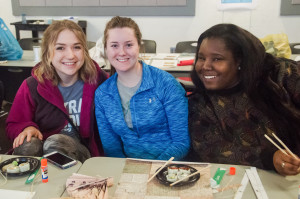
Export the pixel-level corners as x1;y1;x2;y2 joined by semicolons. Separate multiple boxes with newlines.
155;164;200;187
0;157;40;177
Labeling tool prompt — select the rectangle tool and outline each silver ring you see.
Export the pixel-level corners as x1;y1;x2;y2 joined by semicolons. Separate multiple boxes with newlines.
281;162;285;168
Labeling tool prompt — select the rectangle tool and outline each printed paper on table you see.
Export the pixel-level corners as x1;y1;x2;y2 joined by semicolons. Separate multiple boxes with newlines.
113;159;213;199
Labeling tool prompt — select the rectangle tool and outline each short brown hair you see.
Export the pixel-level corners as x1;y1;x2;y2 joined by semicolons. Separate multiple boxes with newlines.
34;20;98;85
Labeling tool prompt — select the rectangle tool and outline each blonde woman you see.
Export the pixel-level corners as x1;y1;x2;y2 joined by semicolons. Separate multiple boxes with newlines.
6;20;107;162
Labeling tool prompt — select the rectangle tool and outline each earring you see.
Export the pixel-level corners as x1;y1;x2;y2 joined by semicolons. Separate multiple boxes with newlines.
238;66;241;70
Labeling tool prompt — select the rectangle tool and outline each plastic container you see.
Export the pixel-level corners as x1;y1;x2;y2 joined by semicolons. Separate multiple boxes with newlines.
229;167;236;175
21;14;27;24
41;158;48;183
0;17;23;61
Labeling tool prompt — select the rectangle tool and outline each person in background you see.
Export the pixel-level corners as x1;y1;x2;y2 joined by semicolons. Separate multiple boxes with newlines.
6;20;107;163
188;23;300;176
95;16;190;160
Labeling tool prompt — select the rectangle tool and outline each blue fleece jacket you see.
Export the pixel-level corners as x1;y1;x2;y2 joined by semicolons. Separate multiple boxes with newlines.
95;62;190;160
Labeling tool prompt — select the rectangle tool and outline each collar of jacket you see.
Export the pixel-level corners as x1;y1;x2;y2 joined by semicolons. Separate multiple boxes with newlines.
31;62;101;138
104;61;155;98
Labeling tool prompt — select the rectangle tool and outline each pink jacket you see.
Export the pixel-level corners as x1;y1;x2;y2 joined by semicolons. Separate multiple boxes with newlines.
6;62;108;156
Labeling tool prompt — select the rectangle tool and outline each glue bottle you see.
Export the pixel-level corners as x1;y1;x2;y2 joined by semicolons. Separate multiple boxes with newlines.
41;158;48;183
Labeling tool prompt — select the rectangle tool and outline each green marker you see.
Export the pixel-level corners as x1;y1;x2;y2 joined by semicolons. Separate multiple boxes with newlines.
25;157;42;184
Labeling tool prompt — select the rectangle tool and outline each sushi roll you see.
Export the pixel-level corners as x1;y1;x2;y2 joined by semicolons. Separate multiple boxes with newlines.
7;165;20;173
19;162;30;172
179;166;191;175
177;173;189;182
167;166;179;174
166;173;177;182
2;163;13;172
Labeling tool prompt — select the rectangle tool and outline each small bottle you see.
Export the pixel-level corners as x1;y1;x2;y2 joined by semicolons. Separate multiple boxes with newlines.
21;14;27;24
41;158;48;183
170;47;176;53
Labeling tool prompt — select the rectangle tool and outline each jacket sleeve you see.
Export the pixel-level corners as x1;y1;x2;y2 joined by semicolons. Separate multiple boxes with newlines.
156;76;190;160
6;79;39;140
95;89;126;158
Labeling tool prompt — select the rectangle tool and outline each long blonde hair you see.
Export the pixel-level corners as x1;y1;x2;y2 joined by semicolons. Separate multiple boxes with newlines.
103;16;142;75
34;20;98;85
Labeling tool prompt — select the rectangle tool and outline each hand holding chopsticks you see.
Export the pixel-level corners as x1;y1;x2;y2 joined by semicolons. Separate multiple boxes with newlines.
264;133;298;160
147;157;174;183
170;165;211;187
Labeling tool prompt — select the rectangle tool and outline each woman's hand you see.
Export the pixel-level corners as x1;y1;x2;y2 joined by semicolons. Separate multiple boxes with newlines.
273;149;300;176
13;126;43;148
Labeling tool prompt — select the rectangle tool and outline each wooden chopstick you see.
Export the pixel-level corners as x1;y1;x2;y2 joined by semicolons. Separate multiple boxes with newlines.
170;165;211;187
147;157;174;183
264;134;288;156
272;133;298;160
264;134;298;160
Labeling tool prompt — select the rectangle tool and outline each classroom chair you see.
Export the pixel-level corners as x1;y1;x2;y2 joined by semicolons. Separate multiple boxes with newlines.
18;38;42;50
175;41;197;53
140;39;157;53
290;43;300;54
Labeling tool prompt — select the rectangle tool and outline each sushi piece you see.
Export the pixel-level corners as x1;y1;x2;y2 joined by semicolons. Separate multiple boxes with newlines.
177;173;189;182
166;173;177;182
167;166;179;174
2;163;14;172
179;166;191;175
19;162;30;172
7;165;20;173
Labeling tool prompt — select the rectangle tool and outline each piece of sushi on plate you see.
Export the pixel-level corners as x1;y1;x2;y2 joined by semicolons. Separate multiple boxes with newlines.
179;166;191;175
19;162;30;172
2;163;14;172
167;166;179;174
7;165;20;173
166;173;178;182
177;173;190;182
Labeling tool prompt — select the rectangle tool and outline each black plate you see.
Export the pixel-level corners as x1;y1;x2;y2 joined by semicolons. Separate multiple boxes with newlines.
0;157;40;177
155;164;200;187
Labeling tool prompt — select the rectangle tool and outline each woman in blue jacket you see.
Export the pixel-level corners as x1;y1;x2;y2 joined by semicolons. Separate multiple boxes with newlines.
95;16;190;160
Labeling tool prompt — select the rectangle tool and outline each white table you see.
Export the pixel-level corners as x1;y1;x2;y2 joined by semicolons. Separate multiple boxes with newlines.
0;154;82;199
62;157;300;199
0;51;37;68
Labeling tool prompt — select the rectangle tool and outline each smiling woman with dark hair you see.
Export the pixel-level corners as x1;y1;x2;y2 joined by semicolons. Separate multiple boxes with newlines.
188;23;300;176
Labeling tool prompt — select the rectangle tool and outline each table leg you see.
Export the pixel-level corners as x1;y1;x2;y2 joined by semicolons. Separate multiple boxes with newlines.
32;31;38;38
15;27;20;40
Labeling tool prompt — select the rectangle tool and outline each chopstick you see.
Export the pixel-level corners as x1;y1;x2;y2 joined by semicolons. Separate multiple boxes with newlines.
264;134;298;160
147;157;174;183
272;133;298;159
170;165;211;187
264;134;288;156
